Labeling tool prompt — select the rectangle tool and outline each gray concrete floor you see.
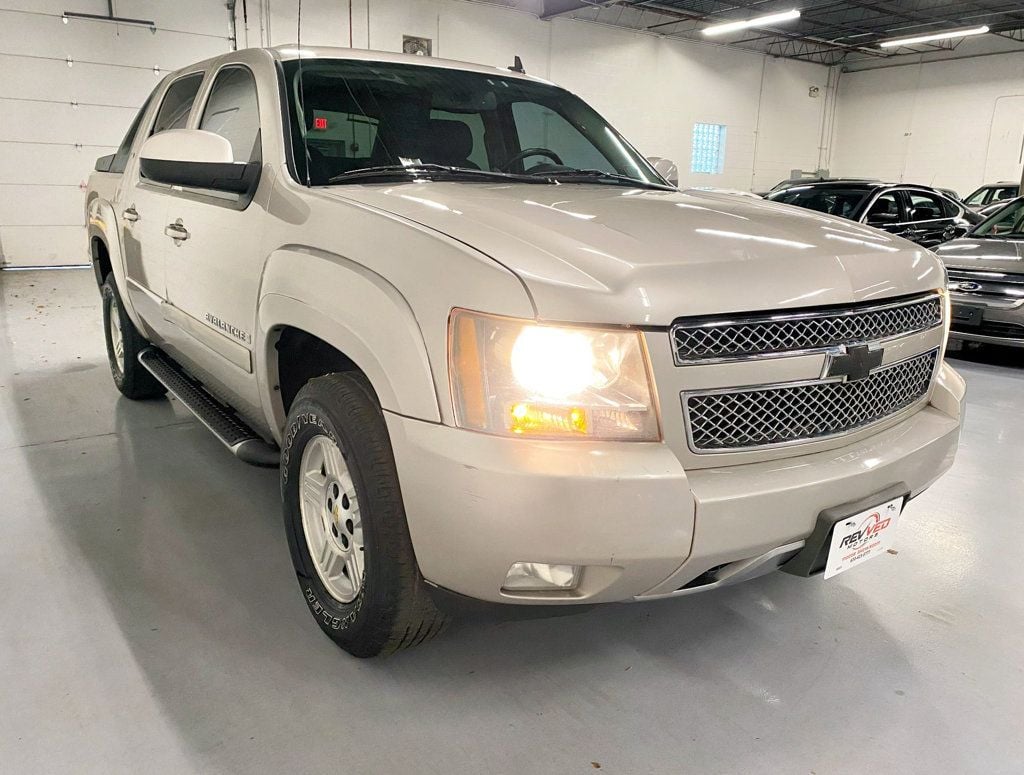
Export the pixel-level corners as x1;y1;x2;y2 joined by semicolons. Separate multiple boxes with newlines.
1;268;1022;775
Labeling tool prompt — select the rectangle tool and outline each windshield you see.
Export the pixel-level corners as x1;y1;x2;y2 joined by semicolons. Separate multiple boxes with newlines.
971;198;1024;237
964;187;988;206
767;186;869;219
281;59;664;187
965;185;1019;206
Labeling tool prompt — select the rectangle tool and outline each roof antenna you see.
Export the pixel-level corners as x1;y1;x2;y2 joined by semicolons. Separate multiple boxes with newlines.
508;55;525;74
297;0;311;187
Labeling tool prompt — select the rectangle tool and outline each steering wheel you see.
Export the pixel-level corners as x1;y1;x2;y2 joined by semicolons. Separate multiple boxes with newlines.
500;147;564;172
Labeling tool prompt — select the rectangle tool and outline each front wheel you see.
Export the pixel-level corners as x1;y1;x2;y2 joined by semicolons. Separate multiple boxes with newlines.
101;274;166;400
281;372;448;657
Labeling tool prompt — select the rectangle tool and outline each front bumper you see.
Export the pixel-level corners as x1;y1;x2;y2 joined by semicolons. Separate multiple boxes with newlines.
386;362;965;604
949;293;1024;347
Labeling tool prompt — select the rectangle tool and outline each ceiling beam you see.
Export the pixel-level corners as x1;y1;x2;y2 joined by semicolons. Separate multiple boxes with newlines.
540;0;617;20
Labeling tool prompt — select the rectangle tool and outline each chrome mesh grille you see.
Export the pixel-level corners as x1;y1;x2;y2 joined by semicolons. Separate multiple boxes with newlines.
684;349;938;452
671;295;942;363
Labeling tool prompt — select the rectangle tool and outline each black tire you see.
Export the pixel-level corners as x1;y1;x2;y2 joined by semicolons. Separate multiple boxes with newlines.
101;273;166;400
281;372;448;657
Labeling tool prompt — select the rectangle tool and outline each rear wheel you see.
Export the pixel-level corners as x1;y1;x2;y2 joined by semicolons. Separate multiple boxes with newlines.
281;372;448;657
101;274;166;400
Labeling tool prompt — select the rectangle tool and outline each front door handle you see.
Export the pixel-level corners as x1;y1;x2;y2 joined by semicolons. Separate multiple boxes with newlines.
122;206;139;223
164;219;190;241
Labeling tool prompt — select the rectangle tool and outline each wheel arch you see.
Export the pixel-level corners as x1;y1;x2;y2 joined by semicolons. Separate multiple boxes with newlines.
256;247;443;442
87;196;128;291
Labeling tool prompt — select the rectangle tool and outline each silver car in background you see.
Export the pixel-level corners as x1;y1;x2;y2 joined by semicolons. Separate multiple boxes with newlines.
936;196;1024;348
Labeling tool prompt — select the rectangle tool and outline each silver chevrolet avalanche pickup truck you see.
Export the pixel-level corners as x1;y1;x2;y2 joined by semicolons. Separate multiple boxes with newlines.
86;46;965;657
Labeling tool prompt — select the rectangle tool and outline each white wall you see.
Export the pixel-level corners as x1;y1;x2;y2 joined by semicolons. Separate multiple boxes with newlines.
0;0;831;265
831;52;1024;198
239;0;831;193
0;1;233;267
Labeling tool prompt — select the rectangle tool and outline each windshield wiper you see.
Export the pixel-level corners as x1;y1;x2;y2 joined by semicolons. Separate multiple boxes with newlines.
327;164;554;185
534;168;673;190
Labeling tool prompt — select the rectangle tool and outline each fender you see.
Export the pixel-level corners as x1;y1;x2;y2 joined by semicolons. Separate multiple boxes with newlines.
86;194;150;336
256;247;442;441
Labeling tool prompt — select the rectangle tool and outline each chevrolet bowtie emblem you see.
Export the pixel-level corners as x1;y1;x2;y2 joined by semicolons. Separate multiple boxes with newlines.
824;344;884;382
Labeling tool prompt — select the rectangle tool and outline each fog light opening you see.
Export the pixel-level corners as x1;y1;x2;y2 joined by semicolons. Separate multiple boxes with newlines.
502;562;581;592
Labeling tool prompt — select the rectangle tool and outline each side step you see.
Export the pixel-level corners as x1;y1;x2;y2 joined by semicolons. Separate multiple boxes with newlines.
138;347;280;467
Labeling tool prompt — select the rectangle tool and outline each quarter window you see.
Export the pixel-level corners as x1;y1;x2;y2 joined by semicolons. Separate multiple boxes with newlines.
151;73;204;135
200;67;262;163
691;123;726;175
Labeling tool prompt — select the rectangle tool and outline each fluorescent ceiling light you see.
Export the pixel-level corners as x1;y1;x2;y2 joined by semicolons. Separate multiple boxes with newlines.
702;9;800;37
879;25;989;48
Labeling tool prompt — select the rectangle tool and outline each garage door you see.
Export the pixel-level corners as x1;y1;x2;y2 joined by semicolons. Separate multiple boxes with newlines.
0;1;232;267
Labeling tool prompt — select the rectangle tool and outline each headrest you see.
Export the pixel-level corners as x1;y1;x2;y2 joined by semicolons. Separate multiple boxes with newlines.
868;197;893;215
407;119;474;164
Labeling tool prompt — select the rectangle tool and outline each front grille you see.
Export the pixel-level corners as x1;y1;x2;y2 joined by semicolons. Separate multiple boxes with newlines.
948;268;1024;299
671;294;942;363
684;349;938;452
953;320;1024;339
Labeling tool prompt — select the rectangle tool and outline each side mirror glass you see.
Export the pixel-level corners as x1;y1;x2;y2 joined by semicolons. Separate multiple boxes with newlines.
139;129;259;194
646;156;678;187
94;153;115;172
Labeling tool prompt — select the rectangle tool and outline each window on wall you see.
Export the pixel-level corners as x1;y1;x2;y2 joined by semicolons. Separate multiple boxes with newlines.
691;122;726;175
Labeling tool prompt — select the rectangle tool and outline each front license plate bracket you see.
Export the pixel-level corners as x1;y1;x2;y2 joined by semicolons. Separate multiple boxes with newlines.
951;304;983;327
780;482;910;578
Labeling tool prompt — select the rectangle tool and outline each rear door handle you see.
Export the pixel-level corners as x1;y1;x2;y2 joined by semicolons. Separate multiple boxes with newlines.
122;206;139;223
164;219;190;241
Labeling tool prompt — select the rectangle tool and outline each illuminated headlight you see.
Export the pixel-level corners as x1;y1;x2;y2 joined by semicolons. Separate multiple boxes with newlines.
448;309;660;441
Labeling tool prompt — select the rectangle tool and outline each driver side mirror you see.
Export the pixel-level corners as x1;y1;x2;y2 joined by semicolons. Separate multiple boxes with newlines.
140;129;260;194
646;156;679;187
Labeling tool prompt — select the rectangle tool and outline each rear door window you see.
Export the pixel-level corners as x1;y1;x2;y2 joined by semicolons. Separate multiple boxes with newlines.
863;192;903;225
199;66;261;163
905;191;946;221
151;73;204;135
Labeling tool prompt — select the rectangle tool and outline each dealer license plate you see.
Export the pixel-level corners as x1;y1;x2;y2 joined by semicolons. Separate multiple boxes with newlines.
824;496;904;579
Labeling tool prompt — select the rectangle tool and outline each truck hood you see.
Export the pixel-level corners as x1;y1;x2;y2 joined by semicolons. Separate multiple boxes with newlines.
324;182;944;325
935;237;1024;273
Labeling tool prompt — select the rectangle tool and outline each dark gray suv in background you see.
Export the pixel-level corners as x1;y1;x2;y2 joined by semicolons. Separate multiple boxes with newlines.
936;196;1024;348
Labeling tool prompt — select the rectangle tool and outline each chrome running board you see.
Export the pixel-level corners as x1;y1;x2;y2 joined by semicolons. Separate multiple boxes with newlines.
138;347;279;467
